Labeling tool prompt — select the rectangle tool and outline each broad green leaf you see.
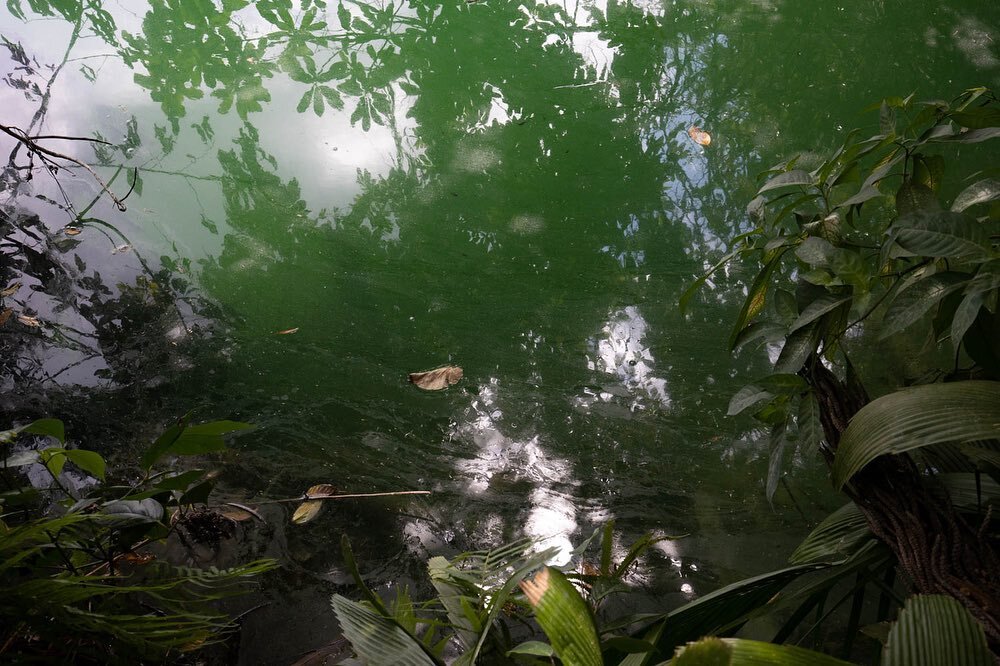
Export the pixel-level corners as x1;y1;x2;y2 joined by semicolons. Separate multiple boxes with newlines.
3;418;66;444
797;393;823;454
144;420;253;469
879;272;967;339
789;502;872;564
671;637;854;665
829;249;868;290
728;385;774;416
951;178;1000;212
895;180;939;218
774;289;798;324
39;448;67;478
729;249;787;350
774;322;818;374
154;469;207;491
142;421;187;470
789;295;850;333
759;169;813;194
950;107;1000;129
733;321;786;352
882;595;993;666
101;499;164;523
794;236;835;266
832;381;1000;488
891;210;989;259
63;449;106;480
932;127;1000;143
520;567;602;666
330;595;439;666
935;472;1000;509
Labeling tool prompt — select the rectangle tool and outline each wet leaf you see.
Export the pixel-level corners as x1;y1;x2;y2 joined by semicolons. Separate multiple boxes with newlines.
408;365;463;391
112;244;131;254
292;483;338;524
219;502;263;522
0;308;12;326
1;282;21;297
275;327;300;335
63;226;82;236
17;314;40;327
688;125;711;146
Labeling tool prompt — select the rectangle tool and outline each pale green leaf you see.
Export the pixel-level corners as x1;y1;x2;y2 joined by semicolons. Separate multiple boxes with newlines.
883;595;993;666
789;502;872;564
520;567;602;666
759;169;813;194
671;637;854;665
330;595;439;666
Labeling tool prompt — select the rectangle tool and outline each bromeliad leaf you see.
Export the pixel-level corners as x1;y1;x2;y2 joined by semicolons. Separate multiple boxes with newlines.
832;381;1000;488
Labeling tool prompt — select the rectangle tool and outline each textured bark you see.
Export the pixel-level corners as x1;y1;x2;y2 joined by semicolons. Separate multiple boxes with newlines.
804;361;1000;650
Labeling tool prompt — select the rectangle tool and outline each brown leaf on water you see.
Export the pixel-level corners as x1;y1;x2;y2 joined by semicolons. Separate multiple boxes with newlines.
688;126;712;146
120;552;155;565
1;282;21;298
63;226;82;236
219;502;264;522
292;484;338;524
0;308;12;326
17;314;40;327
408;365;463;391
275;327;300;335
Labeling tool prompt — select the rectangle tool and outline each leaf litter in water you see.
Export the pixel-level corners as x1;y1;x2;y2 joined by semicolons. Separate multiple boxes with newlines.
17;314;40;327
688;125;712;146
1;282;21;298
0;308;12;326
63;226;82;236
408;365;463;391
275;327;300;335
292;484;338;524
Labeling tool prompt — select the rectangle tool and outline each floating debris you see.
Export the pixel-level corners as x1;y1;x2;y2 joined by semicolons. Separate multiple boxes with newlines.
408;365;463;390
688;125;712;146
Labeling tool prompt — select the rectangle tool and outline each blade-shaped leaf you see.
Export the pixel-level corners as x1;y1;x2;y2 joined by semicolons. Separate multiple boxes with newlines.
891;210;989;259
790;502;873;564
789;295;851;333
951;178;1000;212
330;595;440;666
520;568;602;666
880;272;967;339
797;393;824;454
766;421;789;502
832;381;1000;488
671;637;854;665
882;595;993;666
759;169;813;194
728;385;774;416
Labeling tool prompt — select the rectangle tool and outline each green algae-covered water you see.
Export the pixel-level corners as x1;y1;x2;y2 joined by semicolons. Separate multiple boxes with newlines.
2;0;998;660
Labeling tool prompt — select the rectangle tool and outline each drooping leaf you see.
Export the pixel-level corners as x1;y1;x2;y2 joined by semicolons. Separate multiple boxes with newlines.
891;210;990;259
882;595;993;666
951;178;1000;212
408;366;463;391
292;483;337;524
759;170;813;194
789;502;873;564
16;418;65;443
520;567;603;666
789;295;851;333
879;272;967;339
63;449;106;480
733;321;786;352
727;385;774;416
671;636;854;665
832;381;1000;488
330;595;440;666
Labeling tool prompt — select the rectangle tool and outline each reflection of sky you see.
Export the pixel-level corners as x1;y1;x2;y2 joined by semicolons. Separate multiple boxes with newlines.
582;305;671;411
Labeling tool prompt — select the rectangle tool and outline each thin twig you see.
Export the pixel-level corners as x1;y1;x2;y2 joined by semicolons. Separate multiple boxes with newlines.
257;490;431;504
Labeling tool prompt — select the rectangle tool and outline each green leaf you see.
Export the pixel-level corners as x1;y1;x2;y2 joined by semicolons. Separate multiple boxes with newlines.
679;248;742;314
729;250;787;350
330;595;440;666
774;322;818;374
671;637;854;665
520;567;603;666
63;449;106;480
733;321;786;352
296;88;313;113
144;420;253;469
728;385;774;416
154;469;207;491
951;178;1000;212
795;237;835;267
950;107;1000;129
832;381;1000;488
891;210;989;259
766;421;788;502
789;295;851;333
101;499;164;523
789;502;872;564
39;448;67;478
880;272;967;339
797;393;824;454
18;418;65;443
507;641;555;657
882;595;993;666
759;170;813;194
895;179;939;218
879;100;896;136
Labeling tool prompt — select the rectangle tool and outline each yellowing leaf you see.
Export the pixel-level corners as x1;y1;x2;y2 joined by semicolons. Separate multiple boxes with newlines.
688;125;712;146
0;308;12;326
275;327;300;335
408;365;463;391
1;282;21;297
63;226;82;236
292;483;338;524
17;314;40;327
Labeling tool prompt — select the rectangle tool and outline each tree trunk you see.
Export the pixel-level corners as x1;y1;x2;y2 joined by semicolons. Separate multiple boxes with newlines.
804;361;1000;650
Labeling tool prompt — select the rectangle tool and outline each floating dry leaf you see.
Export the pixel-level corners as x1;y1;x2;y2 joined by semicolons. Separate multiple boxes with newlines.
275;327;300;335
408;365;463;391
112;244;131;255
1;282;21;298
292;483;338;524
17;314;40;327
120;552;155;565
688;125;712;146
0;308;12;326
63;226;82;236
519;567;551;606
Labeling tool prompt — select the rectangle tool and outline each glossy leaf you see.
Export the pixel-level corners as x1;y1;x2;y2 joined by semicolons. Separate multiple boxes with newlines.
891;211;989;259
520;567;603;666
880;272;967;339
63;449;106;480
507;641;555;657
951;178;1000;212
883;595;993;666
832;381;1000;488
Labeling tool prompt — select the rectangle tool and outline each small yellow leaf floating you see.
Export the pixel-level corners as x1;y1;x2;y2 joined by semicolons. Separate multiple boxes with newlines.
688;125;712;146
1;282;21;298
63;226;82;236
17;314;40;327
408;365;463;391
0;308;12;326
275;327;300;335
292;483;338;525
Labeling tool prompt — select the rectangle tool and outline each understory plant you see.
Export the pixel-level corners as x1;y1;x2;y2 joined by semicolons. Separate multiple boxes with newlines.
0;416;278;663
